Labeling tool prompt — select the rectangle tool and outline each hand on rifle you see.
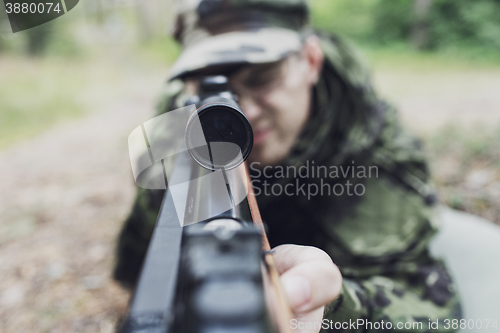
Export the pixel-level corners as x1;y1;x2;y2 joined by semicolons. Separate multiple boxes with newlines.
273;245;342;333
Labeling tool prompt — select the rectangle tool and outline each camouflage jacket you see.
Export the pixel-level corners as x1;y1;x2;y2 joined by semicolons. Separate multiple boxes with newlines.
114;33;461;332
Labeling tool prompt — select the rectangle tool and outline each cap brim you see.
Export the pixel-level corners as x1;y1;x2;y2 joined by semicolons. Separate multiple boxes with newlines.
168;28;302;81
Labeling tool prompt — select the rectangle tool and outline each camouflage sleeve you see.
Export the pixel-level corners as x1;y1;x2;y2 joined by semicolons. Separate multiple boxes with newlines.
113;80;185;287
319;181;461;331
315;34;461;332
320;169;461;332
322;259;461;332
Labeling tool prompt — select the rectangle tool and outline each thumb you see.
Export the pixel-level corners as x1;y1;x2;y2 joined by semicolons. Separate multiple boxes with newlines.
274;245;342;314
281;274;312;312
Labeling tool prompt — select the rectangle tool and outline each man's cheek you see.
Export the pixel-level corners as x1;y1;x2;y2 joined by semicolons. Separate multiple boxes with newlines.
263;90;288;111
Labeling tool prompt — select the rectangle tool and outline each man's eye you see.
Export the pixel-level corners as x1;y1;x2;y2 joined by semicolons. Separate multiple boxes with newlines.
245;74;276;88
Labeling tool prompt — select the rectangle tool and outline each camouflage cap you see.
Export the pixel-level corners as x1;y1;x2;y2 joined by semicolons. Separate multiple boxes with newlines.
168;0;310;80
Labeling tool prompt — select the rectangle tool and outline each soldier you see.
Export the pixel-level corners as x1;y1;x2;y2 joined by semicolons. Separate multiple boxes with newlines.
115;0;461;332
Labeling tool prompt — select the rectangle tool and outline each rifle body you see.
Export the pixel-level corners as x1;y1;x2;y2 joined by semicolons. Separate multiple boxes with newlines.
121;76;291;333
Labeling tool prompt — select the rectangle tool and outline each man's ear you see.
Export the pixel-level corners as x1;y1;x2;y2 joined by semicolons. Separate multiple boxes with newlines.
303;35;324;85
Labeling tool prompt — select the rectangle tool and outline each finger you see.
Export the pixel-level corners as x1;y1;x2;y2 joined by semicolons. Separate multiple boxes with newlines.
273;245;342;314
281;260;341;314
273;244;329;274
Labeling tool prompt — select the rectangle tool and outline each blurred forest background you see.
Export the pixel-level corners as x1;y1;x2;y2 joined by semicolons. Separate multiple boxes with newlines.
0;0;499;332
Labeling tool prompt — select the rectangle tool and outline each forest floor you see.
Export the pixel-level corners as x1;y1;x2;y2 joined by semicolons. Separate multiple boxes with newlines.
374;64;500;225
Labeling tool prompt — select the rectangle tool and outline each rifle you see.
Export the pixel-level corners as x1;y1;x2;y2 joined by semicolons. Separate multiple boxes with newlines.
121;76;293;333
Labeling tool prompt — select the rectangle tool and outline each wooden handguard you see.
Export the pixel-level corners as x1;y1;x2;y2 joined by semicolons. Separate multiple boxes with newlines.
244;163;294;333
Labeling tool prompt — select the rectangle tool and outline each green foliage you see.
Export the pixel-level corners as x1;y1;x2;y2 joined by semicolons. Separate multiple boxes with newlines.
135;35;181;67
372;0;500;50
371;0;413;44
25;24;52;55
429;0;500;49
310;0;500;52
0;14;83;58
44;14;85;58
0;58;84;148
46;29;84;58
310;0;375;40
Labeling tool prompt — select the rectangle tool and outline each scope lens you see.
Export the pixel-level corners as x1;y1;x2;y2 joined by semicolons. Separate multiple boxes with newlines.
186;103;253;170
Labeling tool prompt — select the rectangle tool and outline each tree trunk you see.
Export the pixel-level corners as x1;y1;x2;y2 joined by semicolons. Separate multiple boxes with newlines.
411;0;432;50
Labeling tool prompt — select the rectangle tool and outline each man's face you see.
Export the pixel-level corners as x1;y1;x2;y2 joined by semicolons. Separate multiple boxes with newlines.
228;38;324;166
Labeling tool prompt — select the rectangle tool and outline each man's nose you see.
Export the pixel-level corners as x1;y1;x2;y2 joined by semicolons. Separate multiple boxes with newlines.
238;95;262;123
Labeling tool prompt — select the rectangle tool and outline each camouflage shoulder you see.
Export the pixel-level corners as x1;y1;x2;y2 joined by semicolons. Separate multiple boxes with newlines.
317;32;372;90
322;174;438;267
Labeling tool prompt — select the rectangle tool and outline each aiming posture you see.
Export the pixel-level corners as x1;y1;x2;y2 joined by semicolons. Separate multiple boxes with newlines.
115;0;461;331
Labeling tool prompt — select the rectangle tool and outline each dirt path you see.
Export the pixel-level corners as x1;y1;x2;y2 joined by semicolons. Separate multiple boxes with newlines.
373;67;500;134
0;66;164;332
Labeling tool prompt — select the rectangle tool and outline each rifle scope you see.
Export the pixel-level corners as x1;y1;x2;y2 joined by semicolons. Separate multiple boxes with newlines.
185;76;253;171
